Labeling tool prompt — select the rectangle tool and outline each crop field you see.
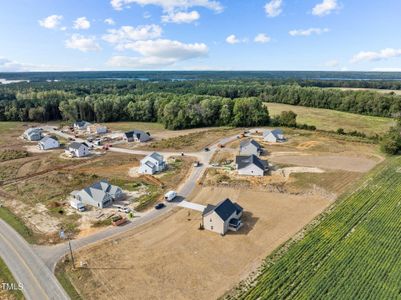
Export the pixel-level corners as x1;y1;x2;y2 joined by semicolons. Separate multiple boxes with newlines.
231;157;401;299
266;103;394;135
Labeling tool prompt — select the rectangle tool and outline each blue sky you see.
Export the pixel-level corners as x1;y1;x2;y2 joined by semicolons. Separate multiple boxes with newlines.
0;0;400;71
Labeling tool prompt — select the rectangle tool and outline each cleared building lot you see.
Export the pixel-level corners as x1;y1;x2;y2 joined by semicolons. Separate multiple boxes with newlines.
63;187;331;300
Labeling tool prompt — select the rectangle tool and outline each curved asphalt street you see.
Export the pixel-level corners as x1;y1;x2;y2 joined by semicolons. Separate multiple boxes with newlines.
0;220;69;300
0;126;250;299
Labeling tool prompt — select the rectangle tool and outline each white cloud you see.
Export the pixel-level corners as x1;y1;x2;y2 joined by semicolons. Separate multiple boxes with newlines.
110;0;223;13
289;27;329;36
104;18;116;25
103;25;162;50
254;33;271;44
121;39;208;58
143;11;152;19
38;15;63;29
107;39;208;69
226;34;240;44
351;48;401;63
162;10;200;23
65;34;101;52
312;0;340;16
265;0;283;17
73;17;91;30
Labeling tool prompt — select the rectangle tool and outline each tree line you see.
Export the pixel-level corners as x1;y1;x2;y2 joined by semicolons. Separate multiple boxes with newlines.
1;79;401;126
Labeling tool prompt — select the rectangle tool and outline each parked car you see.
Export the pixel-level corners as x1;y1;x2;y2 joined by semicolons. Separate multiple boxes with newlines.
118;207;131;213
111;215;127;226
204;147;210;152
155;203;166;210
194;161;201;167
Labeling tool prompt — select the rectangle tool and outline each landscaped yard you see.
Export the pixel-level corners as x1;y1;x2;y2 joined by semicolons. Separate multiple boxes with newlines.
266;102;394;135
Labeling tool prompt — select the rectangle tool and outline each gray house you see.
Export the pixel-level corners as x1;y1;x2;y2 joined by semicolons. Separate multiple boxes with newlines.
71;180;123;209
202;199;243;235
123;130;151;143
73;120;91;131
263;129;285;143
23;128;42;141
236;155;268;176
138;152;166;174
239;139;263;156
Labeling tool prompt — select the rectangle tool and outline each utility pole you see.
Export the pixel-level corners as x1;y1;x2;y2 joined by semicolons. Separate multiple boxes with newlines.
60;227;75;269
68;239;76;269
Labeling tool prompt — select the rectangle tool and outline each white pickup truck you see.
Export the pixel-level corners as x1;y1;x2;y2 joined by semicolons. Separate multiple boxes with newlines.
70;199;85;212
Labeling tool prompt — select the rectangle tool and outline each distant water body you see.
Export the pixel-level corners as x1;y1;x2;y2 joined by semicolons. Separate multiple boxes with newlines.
1;71;401;84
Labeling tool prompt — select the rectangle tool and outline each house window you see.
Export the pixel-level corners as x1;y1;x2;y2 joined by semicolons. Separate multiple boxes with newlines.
211;226;214;230
210;218;212;222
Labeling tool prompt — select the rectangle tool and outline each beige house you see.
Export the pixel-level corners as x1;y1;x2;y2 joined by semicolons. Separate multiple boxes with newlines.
87;124;108;135
202;199;243;235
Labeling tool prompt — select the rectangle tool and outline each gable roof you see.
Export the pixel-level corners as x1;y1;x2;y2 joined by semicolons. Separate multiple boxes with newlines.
124;130;150;140
263;129;283;137
68;142;88;150
24;127;42;135
149;152;164;162
74;120;90;127
240;139;262;150
203;198;242;221
236;155;267;171
40;136;57;144
78;180;120;204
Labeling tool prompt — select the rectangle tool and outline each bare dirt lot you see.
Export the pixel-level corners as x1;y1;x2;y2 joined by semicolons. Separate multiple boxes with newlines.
269;154;377;172
63;187;331;300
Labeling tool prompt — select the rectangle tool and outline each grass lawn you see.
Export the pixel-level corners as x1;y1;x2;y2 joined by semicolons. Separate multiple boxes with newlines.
100;121;165;132
0;256;24;300
266;103;394;135
0;206;38;244
55;261;82;300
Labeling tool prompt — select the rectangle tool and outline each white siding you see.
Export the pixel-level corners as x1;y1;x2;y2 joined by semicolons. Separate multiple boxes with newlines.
238;164;264;176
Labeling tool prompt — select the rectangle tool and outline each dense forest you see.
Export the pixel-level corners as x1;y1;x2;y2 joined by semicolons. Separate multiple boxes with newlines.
1;78;401;129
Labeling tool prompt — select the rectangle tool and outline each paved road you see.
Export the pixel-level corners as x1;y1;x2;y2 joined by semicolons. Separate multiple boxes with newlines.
1;125;251;298
0;220;69;300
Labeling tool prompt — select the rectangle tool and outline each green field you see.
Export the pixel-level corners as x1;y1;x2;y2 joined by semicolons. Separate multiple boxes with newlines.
232;157;401;299
100;121;165;132
266;103;394;135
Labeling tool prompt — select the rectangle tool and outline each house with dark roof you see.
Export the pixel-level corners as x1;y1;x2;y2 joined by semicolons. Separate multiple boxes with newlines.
239;139;263;156
138;152;166;174
73;120;91;131
263;129;285;143
236;155;268;176
70;180;123;208
202;198;243;235
65;142;90;157
123;130;151;143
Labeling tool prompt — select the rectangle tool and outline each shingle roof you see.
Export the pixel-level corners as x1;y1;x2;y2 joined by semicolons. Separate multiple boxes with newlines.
124;130;150;140
263;129;283;138
149;152;164;162
204;199;241;221
236;155;268;171
240;139;262;150
68;142;86;150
